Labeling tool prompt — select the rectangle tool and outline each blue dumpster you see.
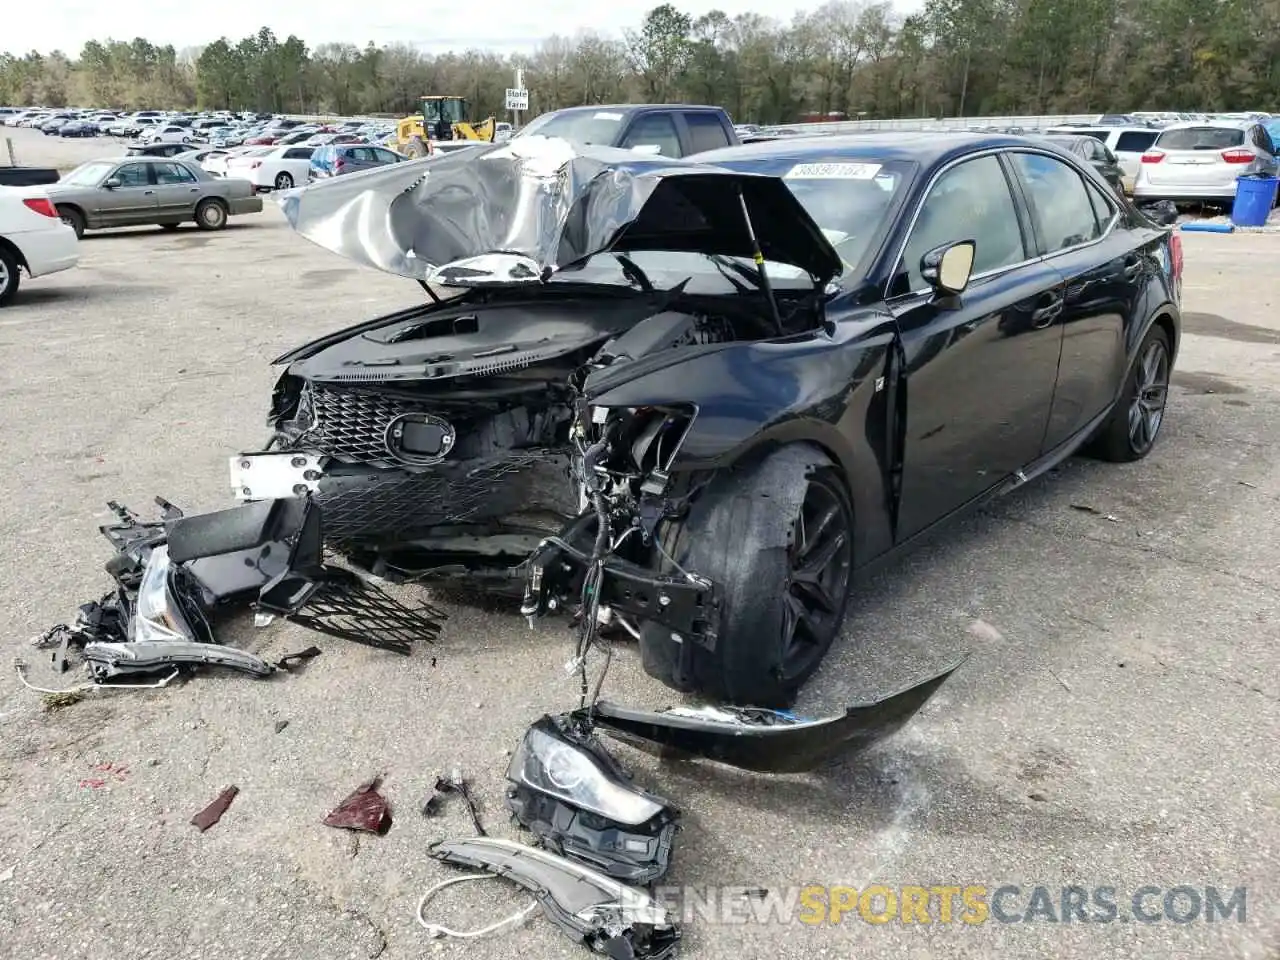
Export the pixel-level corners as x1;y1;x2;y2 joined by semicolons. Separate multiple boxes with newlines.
1230;175;1279;227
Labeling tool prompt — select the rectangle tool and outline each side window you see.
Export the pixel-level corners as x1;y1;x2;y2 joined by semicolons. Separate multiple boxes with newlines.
350;147;376;162
155;162;195;184
1085;179;1118;228
620;113;682;157
898;155;1026;294
112;163;151;187
1114;131;1158;154
684;112;730;154
284;148;313;160
375;149;398;163
1010;152;1102;254
1252;125;1275;154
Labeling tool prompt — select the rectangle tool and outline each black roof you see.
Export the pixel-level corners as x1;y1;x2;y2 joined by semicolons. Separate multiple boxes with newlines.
696;131;1045;169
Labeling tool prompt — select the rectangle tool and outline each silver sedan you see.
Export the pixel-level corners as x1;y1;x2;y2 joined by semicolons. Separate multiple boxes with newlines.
42;157;264;237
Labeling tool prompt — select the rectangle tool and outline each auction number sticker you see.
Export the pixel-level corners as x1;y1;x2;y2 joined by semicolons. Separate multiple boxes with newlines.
786;162;882;180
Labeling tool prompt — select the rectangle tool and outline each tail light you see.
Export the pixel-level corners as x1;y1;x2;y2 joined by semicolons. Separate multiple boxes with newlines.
1221;149;1253;164
334;157;345;170
1170;230;1183;283
1141;150;1165;164
22;197;58;218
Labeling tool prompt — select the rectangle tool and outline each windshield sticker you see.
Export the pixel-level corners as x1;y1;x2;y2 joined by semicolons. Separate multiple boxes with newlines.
786;162;882;180
594;112;624;121
873;173;897;192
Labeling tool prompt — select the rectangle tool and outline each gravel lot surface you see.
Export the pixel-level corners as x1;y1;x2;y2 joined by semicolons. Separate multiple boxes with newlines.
1;125;1278;960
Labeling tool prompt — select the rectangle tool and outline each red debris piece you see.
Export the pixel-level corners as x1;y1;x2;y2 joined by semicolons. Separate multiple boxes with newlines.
323;777;392;835
191;786;240;832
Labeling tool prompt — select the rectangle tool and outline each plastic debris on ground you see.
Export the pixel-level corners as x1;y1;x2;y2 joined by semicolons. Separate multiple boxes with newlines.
323;777;393;835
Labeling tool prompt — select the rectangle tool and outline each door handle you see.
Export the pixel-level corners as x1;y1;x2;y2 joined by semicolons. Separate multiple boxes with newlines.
143;190;155;195
189;187;200;192
1030;294;1064;328
1122;256;1142;280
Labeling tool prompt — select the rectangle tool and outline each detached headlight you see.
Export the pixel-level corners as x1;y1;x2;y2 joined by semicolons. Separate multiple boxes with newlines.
509;719;664;826
131;545;199;644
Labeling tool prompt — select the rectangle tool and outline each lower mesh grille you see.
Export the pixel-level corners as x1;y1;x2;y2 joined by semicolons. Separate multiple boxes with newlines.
306;384;424;464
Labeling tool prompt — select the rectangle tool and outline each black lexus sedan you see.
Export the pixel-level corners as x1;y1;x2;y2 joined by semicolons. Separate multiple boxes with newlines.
245;133;1183;706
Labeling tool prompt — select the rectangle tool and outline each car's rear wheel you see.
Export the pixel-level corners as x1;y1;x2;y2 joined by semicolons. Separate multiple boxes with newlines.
58;207;85;239
639;444;855;707
0;246;20;307
195;199;228;231
274;172;294;190
1088;324;1172;462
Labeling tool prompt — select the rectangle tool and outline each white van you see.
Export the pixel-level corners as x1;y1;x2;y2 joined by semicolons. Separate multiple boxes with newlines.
1045;125;1162;193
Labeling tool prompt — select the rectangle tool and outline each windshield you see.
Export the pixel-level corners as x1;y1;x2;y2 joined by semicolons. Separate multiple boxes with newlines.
517;110;626;146
61;161;115;186
550;158;910;293
1156;127;1245;150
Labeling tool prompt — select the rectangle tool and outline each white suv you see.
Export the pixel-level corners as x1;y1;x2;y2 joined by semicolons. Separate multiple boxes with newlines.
1133;121;1278;205
1044;125;1162;193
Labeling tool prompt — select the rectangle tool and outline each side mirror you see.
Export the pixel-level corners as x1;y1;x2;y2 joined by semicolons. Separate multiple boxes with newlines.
103;177;121;189
920;240;976;296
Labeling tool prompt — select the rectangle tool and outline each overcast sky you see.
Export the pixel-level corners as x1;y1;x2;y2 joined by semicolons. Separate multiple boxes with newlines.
5;0;858;57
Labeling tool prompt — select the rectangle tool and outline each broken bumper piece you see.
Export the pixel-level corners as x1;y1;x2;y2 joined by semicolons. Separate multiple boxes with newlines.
35;495;444;685
522;514;721;650
506;715;679;885
579;661;963;774
428;836;680;960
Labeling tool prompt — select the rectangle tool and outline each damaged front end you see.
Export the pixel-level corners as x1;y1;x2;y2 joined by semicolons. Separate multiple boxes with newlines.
243;136;840;607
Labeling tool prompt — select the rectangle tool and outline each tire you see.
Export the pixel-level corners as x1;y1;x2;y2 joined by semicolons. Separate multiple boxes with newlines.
1088;324;1172;463
58;207;85;240
274;172;293;190
639;444;855;707
195;199;228;231
0;246;20;307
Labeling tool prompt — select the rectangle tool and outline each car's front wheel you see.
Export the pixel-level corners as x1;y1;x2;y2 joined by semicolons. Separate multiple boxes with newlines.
639;444;855;707
1089;324;1172;462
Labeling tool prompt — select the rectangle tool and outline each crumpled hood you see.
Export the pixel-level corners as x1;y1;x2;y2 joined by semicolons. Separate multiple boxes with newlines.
277;135;842;286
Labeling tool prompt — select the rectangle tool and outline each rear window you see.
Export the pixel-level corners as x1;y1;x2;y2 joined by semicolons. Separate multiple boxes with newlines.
1114;131;1159;152
684;112;731;154
1156;127;1244;150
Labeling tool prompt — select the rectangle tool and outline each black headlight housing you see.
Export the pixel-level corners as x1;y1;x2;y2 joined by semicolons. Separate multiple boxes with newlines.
505;715;679;885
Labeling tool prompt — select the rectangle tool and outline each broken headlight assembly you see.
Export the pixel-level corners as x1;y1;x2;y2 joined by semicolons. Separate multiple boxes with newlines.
506;716;679;884
130;544;211;644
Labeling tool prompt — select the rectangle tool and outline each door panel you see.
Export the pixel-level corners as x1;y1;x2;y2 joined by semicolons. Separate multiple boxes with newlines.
1006;152;1134;450
893;265;1066;538
151;162;201;217
888;153;1065;540
94;162;158;225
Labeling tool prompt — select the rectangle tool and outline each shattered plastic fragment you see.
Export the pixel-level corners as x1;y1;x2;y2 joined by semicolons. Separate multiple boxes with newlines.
323;778;393;835
191;785;240;832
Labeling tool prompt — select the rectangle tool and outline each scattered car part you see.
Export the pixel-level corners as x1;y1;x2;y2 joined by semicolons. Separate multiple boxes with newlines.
82;640;275;681
578;660;962;774
323;777;393;835
416;874;540;941
428;836;680;960
422;769;487;835
31;496;444;688
506;715;678;884
191;785;240;831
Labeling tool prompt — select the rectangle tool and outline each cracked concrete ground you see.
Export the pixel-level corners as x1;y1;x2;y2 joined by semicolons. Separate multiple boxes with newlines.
1;127;1278;959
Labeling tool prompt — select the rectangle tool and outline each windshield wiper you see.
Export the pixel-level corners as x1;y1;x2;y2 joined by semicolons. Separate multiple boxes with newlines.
705;253;760;290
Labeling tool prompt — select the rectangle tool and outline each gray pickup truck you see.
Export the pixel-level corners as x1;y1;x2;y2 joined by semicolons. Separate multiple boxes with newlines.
514;104;740;158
